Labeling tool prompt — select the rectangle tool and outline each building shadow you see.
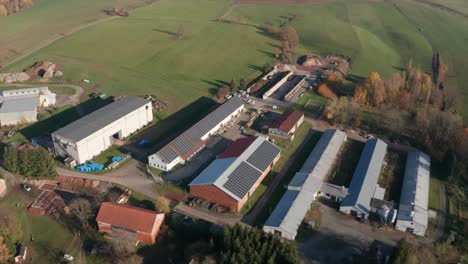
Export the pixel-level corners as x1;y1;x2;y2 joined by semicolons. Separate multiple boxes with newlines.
18;97;114;140
126;97;218;161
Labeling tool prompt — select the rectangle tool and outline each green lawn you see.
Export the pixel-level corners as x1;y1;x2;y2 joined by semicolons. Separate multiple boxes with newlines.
154;182;185;197
293;92;328;116
2;0;467;118
49;86;76;95
2;0;276;114
227;0;468;118
92;145;127;166
0;0;148;63
0;186;89;263
429;176;441;210
424;0;468;14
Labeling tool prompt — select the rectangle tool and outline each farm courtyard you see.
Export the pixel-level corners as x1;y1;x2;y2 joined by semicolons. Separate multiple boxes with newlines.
1;0;468;117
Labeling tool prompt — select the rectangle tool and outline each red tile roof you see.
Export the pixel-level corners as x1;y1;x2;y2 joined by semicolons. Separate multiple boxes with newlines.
270;110;304;133
218;137;257;159
96;202;164;234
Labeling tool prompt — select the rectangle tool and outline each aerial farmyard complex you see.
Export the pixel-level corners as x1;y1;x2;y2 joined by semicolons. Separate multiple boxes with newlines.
0;0;466;263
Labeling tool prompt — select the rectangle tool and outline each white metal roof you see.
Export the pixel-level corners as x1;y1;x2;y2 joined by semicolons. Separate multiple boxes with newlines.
397;151;430;226
0;96;38;113
189;136;281;201
340;138;387;214
263;129;347;238
53;96;150;142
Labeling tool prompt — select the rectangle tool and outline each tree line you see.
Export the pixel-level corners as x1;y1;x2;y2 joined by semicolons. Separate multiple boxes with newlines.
3;146;56;179
216;224;299;264
325;59;468;259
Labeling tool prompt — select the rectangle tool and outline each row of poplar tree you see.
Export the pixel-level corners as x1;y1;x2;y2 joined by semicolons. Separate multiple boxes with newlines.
3;146;56;178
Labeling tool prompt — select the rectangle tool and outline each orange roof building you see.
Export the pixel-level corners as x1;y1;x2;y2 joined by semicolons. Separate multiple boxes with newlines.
268;110;304;140
96;202;164;244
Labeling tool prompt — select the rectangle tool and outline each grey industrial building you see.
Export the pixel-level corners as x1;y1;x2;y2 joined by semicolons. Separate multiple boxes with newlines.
339;138;388;218
0;87;56;126
52;96;152;164
263;129;347;240
148;97;244;171
395;151;430;236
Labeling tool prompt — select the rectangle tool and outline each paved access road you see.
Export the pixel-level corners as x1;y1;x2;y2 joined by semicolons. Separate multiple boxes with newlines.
57;160;158;199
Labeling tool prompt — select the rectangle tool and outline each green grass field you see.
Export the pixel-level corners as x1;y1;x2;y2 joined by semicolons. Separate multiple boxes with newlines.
0;0;147;63
0;186;93;263
227;0;468;118
424;0;468;14
1;0;467;117
2;0;276;113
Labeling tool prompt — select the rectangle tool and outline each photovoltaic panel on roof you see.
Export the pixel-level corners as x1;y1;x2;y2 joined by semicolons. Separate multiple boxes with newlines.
172;135;195;155
159;145;179;162
155;97;244;163
246;141;281;171
223;161;262;199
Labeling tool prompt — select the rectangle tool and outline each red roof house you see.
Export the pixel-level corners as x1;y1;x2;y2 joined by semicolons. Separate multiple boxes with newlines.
189;137;282;211
268;110;304;140
96;202;164;244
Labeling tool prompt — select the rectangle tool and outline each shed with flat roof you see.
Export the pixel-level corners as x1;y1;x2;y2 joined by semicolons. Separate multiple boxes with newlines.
52;96;152;164
263;129;347;240
395;151;430;236
339;138;387;218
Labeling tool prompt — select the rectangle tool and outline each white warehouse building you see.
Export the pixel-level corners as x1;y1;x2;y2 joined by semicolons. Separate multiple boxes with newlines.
148;97;244;172
52;96;152;164
395;151;430;236
0;87;56;126
263;129;347;240
339;138;388;218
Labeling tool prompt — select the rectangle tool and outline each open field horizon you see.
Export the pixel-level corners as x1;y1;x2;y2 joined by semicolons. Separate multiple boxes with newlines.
1;0;467;117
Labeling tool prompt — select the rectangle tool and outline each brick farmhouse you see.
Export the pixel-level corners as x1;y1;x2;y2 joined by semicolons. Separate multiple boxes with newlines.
268;110;304;140
96;202;164;244
189;136;281;211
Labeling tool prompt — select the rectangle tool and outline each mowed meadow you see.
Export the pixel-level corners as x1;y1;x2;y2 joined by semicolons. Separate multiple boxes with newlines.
1;0;468;117
228;0;468;117
2;0;278;111
0;0;148;63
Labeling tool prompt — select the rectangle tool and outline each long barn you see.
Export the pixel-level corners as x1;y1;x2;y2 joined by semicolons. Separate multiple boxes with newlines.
52;96;153;164
263;129;347;240
148;97;244;171
189;136;281;212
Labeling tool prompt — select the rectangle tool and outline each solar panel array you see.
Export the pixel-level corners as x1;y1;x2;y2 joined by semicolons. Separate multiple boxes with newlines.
223;161;262;199
247;141;281;171
155;97;244;163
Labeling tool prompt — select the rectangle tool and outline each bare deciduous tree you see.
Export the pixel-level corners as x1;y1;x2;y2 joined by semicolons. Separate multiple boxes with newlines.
69;198;92;229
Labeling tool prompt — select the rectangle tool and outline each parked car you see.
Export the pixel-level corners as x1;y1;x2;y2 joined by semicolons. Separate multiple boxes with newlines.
23;184;31;192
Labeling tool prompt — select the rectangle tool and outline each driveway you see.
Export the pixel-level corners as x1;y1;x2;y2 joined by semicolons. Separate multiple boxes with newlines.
299;203;408;264
57;160;159;199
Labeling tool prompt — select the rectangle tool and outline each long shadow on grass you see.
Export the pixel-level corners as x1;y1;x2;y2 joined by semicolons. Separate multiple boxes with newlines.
18;97;114;140
153;28;177;37
128;97;218;161
258;49;275;58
